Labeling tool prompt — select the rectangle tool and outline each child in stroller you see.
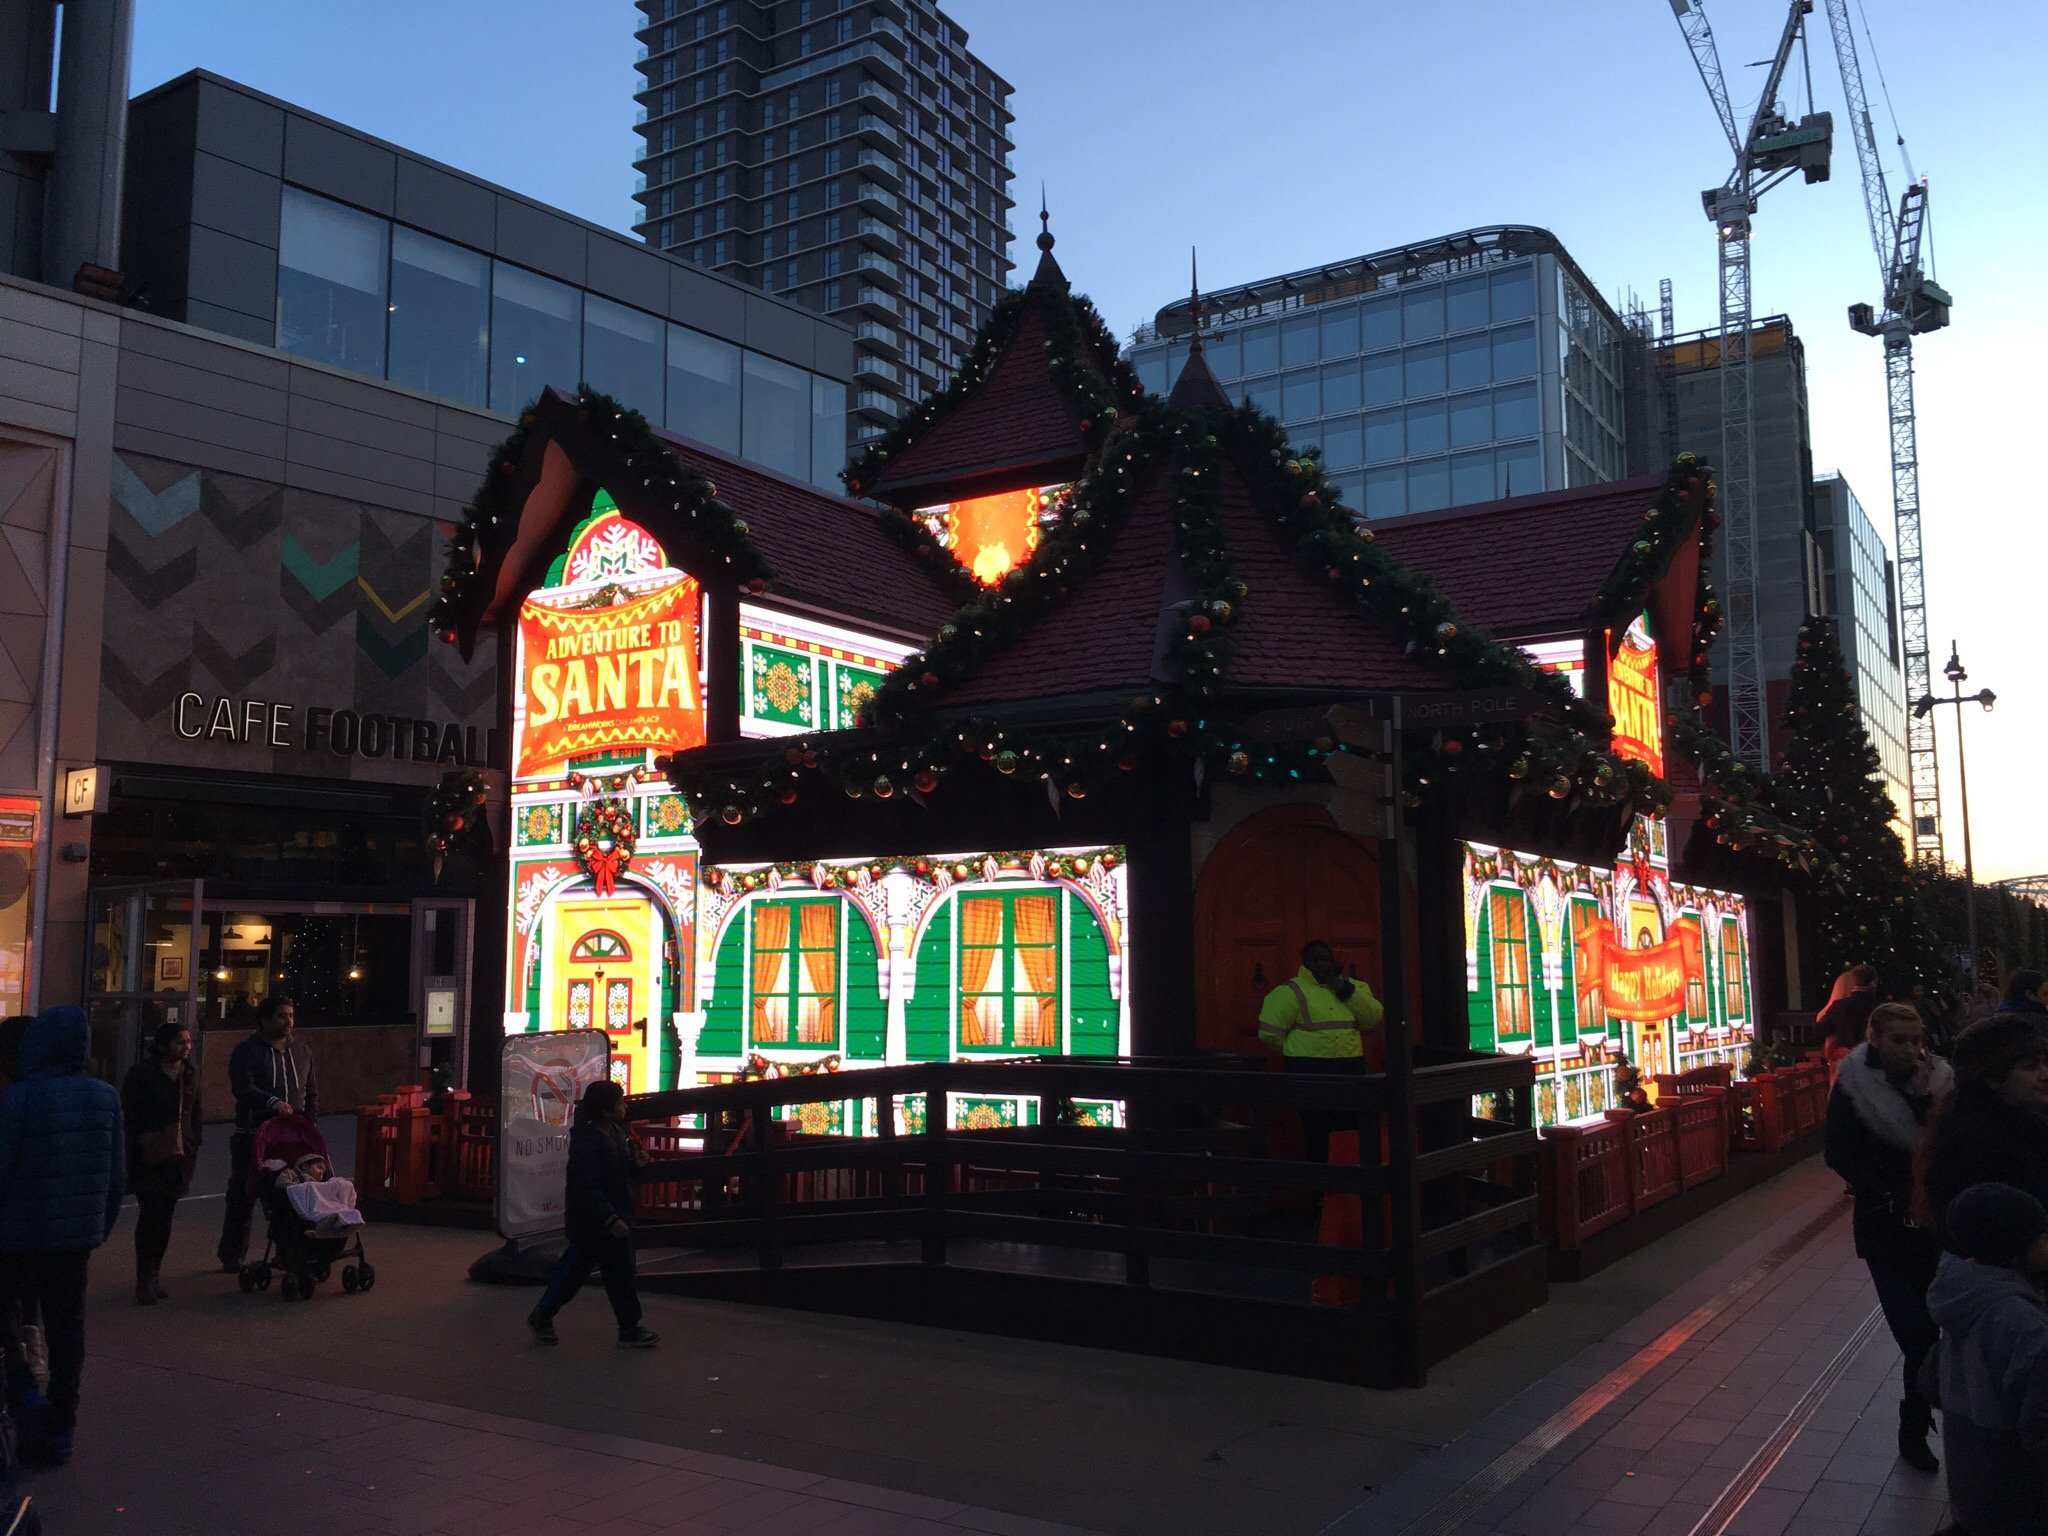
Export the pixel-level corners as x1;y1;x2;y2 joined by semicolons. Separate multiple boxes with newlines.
236;1112;376;1301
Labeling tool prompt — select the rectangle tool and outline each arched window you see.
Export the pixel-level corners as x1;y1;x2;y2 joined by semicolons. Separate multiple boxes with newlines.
1568;899;1606;1036
1720;916;1748;1023
749;898;839;1047
570;929;632;962
1676;916;1708;1023
1488;887;1534;1041
958;892;1060;1051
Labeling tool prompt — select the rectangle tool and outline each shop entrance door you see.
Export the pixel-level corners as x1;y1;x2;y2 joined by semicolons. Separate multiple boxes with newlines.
84;879;204;1085
1193;807;1381;1059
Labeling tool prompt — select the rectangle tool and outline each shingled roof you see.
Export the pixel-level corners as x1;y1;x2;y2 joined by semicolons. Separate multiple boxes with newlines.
440;387;960;656
648;425;959;638
1370;474;1680;641
856;215;1136;508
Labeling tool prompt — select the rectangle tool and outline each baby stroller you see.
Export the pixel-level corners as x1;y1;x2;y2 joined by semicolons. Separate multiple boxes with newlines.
236;1112;376;1302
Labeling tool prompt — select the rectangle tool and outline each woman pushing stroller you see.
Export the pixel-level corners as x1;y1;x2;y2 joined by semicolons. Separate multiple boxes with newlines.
527;1081;659;1348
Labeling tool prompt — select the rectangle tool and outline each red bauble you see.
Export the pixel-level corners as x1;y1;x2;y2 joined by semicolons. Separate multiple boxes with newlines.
778;787;799;805
1166;720;1189;739
920;672;939;688
914;769;940;793
1188;615;1212;635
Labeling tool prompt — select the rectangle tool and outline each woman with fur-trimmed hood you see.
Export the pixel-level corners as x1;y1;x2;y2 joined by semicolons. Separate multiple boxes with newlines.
1824;1000;1954;1475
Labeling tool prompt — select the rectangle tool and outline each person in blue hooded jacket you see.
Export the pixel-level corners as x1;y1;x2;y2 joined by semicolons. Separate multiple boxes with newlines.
1926;1183;2048;1536
0;1006;124;1467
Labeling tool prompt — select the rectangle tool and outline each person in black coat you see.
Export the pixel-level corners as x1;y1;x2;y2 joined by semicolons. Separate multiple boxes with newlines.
217;997;315;1272
1994;968;2048;1034
1920;1012;2048;1239
1825;1001;1953;1473
120;1022;203;1306
526;1081;659;1348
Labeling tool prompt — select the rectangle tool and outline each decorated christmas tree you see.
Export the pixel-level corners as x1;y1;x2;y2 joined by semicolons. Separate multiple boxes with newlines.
1770;616;1956;1009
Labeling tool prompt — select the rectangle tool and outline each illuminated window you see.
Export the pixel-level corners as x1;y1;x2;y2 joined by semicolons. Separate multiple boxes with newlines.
958;893;1059;1051
750;899;839;1047
914;485;1067;586
1489;889;1532;1040
1568;900;1605;1034
1720;917;1747;1022
1677;917;1708;1021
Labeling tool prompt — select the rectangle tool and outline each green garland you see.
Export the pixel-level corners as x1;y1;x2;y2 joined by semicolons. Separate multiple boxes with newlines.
842;286;1145;501
674;397;1668;828
430;387;775;647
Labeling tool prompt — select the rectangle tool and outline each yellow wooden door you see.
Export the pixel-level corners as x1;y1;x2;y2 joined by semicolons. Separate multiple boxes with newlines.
554;896;658;1094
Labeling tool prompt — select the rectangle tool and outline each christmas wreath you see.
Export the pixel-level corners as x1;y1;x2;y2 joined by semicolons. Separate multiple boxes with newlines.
574;793;638;897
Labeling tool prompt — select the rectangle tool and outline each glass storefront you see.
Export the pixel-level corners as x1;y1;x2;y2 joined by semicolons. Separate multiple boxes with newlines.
275;186;850;490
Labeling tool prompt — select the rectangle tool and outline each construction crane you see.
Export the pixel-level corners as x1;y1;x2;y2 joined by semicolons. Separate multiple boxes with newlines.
1820;0;1953;865
1667;0;1833;768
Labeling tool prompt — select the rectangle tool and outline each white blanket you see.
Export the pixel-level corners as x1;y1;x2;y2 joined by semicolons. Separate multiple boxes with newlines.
285;1177;365;1231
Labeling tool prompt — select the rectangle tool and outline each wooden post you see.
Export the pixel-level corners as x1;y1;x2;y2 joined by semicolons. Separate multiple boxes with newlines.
921;1066;948;1267
1378;706;1426;1388
751;1085;781;1272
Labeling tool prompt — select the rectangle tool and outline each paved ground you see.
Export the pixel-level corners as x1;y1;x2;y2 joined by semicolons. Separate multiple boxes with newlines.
21;1145;1957;1536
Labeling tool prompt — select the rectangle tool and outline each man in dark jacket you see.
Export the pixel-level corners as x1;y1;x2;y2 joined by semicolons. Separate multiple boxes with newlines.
526;1080;658;1348
1995;969;2048;1034
216;997;315;1272
1825;1000;1953;1473
1922;1014;2048;1239
0;1006;124;1466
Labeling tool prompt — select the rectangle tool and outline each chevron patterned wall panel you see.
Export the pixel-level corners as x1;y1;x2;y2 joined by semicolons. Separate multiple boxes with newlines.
101;452;498;783
0;436;56;794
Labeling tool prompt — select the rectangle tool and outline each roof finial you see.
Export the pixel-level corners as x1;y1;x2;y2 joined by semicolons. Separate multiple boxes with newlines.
1037;184;1054;254
1187;247;1203;356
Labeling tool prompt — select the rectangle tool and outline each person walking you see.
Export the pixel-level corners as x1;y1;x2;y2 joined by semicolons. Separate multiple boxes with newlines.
1824;1000;1953;1472
1924;1182;2048;1536
526;1081;659;1348
120;1022;203;1306
0;1006;123;1467
1819;963;1880;1080
217;998;315;1273
1920;1014;2048;1238
1994;969;2048;1034
1257;940;1385;1162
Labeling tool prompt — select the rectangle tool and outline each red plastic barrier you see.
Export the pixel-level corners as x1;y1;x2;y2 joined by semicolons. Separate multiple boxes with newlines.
354;1094;401;1200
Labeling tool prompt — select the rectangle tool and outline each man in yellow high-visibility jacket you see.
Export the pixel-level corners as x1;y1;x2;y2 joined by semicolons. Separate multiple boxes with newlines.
1259;940;1384;1161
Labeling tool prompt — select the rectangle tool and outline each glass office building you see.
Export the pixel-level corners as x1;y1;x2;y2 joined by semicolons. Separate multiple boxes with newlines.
1127;228;1629;519
274;186;847;490
1811;473;1911;823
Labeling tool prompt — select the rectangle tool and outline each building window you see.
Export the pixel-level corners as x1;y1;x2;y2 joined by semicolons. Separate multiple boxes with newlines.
666;324;741;452
387;225;488;408
1489;889;1532;1040
742;350;811;480
582;295;665;421
749;899;839;1047
488;263;582;413
1720;917;1747;1022
1569;901;1606;1035
1678;916;1708;1022
958;893;1059;1050
811;376;846;487
276;187;388;376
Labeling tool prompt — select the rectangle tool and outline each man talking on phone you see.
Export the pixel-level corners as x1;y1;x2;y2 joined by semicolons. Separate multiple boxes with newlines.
1258;940;1384;1162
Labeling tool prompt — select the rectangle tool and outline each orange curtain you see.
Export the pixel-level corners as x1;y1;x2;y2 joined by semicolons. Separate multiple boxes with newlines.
797;902;838;1044
958;897;1004;1046
751;903;791;1043
1011;895;1058;1047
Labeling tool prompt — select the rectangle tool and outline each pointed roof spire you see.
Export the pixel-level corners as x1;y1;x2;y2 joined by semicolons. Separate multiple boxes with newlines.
1167;246;1230;408
1029;185;1067;290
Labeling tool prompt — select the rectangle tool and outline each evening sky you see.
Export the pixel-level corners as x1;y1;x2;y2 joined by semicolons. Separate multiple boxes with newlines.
131;0;2047;881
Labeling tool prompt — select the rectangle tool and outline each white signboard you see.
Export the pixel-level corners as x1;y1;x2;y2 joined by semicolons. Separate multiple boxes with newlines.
496;1030;611;1240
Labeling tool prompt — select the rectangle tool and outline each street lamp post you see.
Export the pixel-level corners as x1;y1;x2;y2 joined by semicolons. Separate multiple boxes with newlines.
1914;641;1996;981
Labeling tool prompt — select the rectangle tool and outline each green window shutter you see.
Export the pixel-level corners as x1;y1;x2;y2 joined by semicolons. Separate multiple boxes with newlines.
904;898;953;1062
1468;901;1496;1052
697;915;746;1058
1531;918;1554;1050
1066;890;1117;1057
1556;907;1578;1047
844;911;887;1060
